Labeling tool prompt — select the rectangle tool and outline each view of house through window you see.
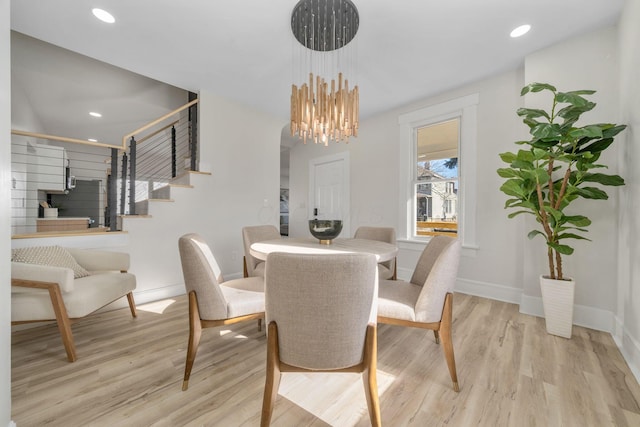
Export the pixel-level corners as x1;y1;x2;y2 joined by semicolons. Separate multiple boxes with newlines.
414;118;459;237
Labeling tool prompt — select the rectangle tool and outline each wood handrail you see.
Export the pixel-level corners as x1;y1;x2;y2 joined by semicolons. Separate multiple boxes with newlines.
10;129;123;150
122;99;198;146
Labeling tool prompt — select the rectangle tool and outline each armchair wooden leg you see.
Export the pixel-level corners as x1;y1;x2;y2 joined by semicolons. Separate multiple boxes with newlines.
434;330;440;344
182;291;203;391
47;283;77;363
440;293;459;392
243;256;249;278
261;322;282;427
126;292;137;318
362;324;381;427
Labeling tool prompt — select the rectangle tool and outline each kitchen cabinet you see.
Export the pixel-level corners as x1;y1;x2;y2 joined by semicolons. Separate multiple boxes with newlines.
34;144;66;192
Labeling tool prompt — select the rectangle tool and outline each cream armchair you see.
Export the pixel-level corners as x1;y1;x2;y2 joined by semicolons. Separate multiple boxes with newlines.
11;246;137;362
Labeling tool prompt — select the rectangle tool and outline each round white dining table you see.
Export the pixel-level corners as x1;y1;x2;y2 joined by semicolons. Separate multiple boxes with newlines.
250;237;398;262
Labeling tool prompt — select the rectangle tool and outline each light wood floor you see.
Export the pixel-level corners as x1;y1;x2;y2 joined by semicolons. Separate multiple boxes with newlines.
11;293;640;426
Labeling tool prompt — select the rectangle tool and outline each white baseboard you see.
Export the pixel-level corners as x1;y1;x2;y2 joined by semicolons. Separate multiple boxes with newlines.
132;284;185;305
519;294;614;333
613;315;640;385
454;277;522;305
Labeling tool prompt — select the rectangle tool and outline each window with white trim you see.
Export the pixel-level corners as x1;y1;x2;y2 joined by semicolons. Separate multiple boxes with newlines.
398;94;479;250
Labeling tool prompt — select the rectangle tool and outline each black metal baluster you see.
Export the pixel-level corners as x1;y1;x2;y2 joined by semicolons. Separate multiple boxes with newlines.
128;136;136;215
109;148;118;230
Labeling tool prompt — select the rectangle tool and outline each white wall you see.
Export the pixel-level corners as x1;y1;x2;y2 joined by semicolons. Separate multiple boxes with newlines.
1;1;13;425
617;0;640;379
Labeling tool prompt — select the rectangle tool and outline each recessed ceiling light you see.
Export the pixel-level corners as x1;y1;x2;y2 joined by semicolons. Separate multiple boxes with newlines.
510;24;531;38
88;138;98;142
89;112;102;118
92;8;115;24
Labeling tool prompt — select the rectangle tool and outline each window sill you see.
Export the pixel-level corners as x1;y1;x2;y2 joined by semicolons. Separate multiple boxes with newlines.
397;238;478;258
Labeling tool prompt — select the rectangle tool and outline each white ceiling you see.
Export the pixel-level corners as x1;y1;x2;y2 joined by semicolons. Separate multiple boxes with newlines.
10;0;624;126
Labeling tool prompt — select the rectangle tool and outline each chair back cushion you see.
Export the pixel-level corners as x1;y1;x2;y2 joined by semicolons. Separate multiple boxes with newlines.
354;226;396;271
354;226;396;244
412;236;461;323
242;225;280;276
265;252;377;370
178;233;228;320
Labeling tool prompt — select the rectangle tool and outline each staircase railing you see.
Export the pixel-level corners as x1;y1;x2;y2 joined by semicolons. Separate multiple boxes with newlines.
108;98;199;229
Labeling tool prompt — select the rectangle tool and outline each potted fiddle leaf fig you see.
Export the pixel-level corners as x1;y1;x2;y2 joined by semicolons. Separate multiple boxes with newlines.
497;82;626;338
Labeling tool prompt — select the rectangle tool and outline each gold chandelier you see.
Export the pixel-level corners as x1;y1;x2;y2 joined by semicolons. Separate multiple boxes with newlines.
290;0;359;145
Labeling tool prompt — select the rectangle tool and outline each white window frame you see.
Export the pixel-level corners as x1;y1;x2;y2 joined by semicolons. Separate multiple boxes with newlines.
398;93;479;251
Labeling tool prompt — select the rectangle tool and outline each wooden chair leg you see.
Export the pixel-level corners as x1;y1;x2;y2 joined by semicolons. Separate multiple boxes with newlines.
261;322;282;427
433;330;440;344
182;291;203;391
362;324;381;427
258;318;262;332
126;292;137;318
243;256;249;278
439;293;459;392
47;283;77;362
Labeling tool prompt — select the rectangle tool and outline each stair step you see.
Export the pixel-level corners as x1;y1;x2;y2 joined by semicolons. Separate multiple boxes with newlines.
147;198;175;202
150;183;194;199
151;185;171;199
171;170;211;186
133;198;174;215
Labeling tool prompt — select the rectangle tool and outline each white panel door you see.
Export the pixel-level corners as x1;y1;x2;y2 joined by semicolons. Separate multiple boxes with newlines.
309;152;350;235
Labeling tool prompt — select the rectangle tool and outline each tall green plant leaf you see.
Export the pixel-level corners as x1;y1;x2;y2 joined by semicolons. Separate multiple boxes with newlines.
564;215;591;227
556;92;595;109
557;233;590;241
577;137;614;154
575;187;609;199
521;83;556;95
582;173;625;186
548;242;574;255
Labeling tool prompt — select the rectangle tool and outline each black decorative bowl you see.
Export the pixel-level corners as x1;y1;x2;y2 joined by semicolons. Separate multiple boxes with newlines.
308;219;343;244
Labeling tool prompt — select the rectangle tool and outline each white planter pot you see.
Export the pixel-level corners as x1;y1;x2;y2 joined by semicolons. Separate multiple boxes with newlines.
540;275;575;338
43;208;58;218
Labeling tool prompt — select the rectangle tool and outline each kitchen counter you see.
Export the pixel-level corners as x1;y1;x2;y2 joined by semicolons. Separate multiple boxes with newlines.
37;217;90;232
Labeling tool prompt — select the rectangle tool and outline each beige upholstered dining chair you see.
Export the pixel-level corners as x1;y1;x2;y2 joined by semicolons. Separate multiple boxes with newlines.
377;235;461;391
354;226;397;280
178;233;265;391
261;252;381;427
242;225;281;278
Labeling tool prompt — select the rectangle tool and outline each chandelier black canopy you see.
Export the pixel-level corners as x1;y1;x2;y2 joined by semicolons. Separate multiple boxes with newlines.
291;0;359;52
